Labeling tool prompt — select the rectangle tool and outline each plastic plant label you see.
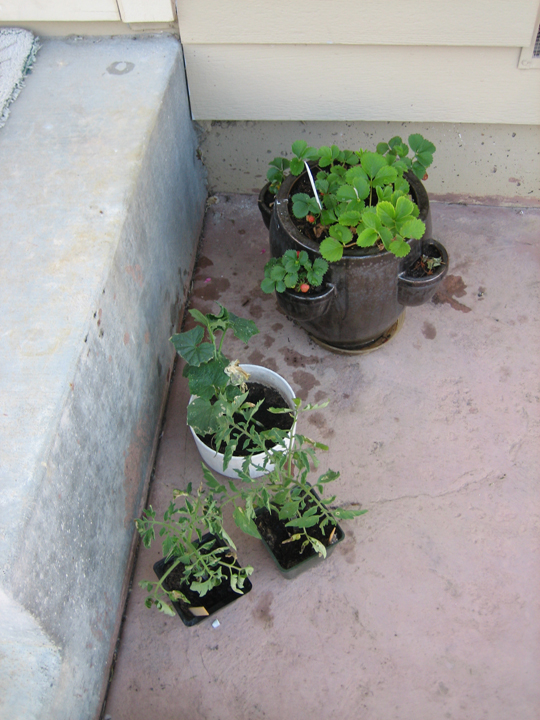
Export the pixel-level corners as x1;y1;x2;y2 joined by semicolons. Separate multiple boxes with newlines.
189;606;209;617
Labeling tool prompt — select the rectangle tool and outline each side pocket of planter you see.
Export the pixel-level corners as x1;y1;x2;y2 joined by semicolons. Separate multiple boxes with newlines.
398;239;449;307
275;283;336;322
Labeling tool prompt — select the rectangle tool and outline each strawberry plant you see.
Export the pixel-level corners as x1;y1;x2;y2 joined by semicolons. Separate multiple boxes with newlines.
266;134;436;261
261;249;328;295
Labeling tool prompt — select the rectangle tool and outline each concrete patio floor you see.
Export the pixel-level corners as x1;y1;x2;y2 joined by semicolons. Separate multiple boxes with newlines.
104;196;540;720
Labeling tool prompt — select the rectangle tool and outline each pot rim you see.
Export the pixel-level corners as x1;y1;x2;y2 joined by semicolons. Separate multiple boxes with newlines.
280;282;335;301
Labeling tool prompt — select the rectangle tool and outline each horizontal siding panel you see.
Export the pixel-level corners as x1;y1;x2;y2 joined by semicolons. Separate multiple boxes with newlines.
0;0;120;21
184;44;540;124
117;0;175;23
178;0;540;47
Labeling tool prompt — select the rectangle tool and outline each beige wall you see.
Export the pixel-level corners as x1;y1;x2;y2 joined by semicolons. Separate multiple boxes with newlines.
179;0;540;125
197;120;540;205
0;0;176;28
3;0;538;201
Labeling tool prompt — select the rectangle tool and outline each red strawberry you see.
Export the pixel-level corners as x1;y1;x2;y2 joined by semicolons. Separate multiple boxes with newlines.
422;173;429;181
306;214;316;223
300;283;310;293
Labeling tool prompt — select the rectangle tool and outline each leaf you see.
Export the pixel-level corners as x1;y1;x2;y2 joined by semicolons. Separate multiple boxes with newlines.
187;397;227;435
408;133;426;153
360;152;387;179
333;507;368;519
319;237;345;263
356;228;379;247
269;157;290;171
336;185;357;202
290;157;304;175
337;210;361;227
388;135;403;149
270;264;287;281
261;277;276;294
373;165;398;187
394;143;409;158
222;437;238;471
376;201;396;224
292;193;312;218
320;209;337;225
278;501;301;520
291;139;307;157
157;601;176;617
284;273;297;288
380;227;394;245
389;238;411;257
352;176;370;200
188;307;213;330
227;311;260;343
376;142;389;154
202;465;226;493
170;327;214;366
395;195;414;220
187;357;229;398
361;209;381;231
318;468;340;484
233;506;261;538
310;538;327;558
190;578;214;597
329;224;353;244
398;217;425;240
286;515;320;529
318;145;334;167
313;257;328;274
416;151;433;167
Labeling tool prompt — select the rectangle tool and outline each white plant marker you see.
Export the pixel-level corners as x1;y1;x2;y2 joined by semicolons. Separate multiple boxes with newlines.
304;161;322;210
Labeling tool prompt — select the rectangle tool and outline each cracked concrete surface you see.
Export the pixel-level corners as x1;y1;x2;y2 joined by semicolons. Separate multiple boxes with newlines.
104;198;540;720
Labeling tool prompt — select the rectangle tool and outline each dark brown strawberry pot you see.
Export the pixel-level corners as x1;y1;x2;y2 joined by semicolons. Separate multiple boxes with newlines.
265;170;449;352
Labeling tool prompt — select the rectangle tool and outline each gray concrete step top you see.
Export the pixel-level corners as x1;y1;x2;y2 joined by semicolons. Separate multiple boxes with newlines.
0;35;206;720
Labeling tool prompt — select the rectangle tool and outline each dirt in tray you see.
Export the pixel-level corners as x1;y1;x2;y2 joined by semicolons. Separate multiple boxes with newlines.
407;249;444;278
199;381;294;456
255;508;338;570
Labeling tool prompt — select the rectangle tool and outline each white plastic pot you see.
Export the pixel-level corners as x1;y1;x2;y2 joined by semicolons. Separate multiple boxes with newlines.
189;364;296;479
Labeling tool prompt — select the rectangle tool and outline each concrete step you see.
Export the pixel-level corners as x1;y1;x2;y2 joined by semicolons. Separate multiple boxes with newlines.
0;35;206;720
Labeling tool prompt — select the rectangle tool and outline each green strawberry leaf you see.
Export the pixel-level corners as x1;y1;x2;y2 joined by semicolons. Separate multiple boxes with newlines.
389;238;411;257
319;237;345;262
395;195;415;220
356;227;379;247
361;152;387;179
398;217;425;239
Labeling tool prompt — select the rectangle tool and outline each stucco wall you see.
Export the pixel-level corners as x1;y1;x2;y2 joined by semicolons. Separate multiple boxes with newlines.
197;120;540;205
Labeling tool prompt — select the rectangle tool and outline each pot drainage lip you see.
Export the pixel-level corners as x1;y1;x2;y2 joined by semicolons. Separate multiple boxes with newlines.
308;311;406;355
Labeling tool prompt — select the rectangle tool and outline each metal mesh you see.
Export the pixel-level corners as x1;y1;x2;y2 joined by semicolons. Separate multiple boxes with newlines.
534;24;540;57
